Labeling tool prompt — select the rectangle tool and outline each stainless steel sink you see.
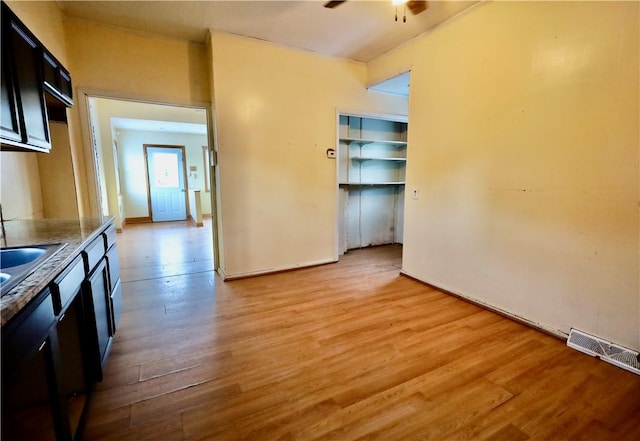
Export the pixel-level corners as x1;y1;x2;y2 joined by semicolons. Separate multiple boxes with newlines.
0;243;67;297
2;247;48;268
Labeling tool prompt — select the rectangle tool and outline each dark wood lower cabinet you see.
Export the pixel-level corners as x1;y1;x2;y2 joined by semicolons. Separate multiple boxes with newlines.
1;330;60;441
1;290;63;441
83;258;114;381
55;295;92;440
1;222;121;440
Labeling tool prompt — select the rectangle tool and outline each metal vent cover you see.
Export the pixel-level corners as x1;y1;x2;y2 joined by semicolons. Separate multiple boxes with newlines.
567;329;639;375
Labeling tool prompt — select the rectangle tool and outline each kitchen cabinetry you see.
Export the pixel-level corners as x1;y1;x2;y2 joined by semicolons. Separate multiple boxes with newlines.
1;19;22;145
0;2;73;152
1;220;121;441
51;256;93;440
82;226;121;381
337;114;408;253
43;51;73;107
55;295;91;440
84;258;113;380
1;289;60;441
2;264;92;441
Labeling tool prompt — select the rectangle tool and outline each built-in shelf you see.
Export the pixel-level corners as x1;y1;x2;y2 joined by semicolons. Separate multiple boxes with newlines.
337;114;408;253
340;137;407;147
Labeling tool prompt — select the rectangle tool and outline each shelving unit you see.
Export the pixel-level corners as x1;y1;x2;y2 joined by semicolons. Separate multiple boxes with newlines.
337;114;408;254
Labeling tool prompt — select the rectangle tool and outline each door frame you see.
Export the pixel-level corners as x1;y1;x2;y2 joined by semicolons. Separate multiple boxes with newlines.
77;89;222;273
143;144;188;222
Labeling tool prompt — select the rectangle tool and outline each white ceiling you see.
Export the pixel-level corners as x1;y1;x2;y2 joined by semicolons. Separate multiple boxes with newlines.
57;0;479;63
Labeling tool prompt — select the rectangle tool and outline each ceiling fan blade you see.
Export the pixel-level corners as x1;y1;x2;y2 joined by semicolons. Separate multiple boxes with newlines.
407;1;428;15
324;1;347;9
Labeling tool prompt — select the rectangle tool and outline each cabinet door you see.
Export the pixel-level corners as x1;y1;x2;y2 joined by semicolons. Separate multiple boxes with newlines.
1;290;64;441
110;279;123;334
7;17;50;150
43;51;73;107
83;258;113;381
105;244;120;292
106;244;122;333
56;296;92;440
1;25;22;143
2;332;62;441
58;69;73;105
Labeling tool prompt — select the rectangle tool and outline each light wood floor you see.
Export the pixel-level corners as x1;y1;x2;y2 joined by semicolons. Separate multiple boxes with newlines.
83;221;640;440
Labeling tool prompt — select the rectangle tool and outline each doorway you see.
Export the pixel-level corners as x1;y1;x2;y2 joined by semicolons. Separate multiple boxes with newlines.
83;95;219;270
145;145;187;222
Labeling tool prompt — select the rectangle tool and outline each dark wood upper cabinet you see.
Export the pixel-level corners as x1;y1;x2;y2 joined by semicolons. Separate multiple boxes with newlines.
0;28;22;144
0;1;73;153
8;19;52;151
43;51;73;107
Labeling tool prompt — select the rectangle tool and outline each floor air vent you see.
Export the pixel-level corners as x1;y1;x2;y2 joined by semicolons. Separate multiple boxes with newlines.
567;329;640;375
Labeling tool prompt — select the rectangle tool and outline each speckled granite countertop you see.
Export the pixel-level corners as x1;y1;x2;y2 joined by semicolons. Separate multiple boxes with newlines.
1;216;115;326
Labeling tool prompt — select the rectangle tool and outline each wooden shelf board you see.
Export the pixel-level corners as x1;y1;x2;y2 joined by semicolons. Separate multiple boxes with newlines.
340;138;407;146
350;157;406;161
339;182;406;186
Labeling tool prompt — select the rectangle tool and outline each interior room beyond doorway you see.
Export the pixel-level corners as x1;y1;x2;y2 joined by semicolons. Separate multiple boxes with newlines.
86;97;211;230
86;96;217;269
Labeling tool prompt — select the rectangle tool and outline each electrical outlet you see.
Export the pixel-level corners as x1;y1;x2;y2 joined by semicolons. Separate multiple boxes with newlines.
412;188;420;200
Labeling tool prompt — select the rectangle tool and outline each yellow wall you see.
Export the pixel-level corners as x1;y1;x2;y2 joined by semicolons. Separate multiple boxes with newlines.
0;152;43;220
210;32;408;278
62;18;211;217
372;1;639;350
37;122;79;218
63;19;209;104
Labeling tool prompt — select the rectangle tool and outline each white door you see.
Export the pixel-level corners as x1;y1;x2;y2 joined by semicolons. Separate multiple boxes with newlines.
146;146;187;222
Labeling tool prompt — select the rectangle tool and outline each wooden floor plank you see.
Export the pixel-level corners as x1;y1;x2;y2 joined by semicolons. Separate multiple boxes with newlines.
82;220;640;441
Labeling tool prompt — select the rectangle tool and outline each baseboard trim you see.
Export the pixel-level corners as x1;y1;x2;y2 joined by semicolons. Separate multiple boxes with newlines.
223;258;338;281
400;271;568;342
187;215;204;227
124;216;152;225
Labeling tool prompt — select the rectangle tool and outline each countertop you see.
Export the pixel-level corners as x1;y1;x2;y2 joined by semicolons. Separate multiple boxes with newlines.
1;216;115;326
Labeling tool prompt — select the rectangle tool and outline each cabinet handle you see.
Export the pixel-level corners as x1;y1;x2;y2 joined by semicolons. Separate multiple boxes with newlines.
38;340;47;352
